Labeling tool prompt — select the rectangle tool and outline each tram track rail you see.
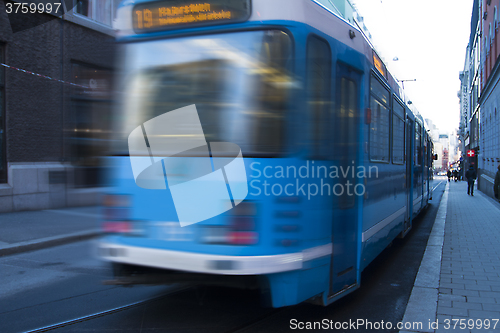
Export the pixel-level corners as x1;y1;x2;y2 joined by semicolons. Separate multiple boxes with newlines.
224;308;286;333
22;286;190;333
22;283;287;333
20;182;447;333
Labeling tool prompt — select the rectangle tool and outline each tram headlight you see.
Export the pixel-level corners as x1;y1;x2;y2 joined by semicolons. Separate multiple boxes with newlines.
103;194;131;221
102;221;131;234
228;201;258;245
102;194;144;236
228;217;257;245
201;201;258;245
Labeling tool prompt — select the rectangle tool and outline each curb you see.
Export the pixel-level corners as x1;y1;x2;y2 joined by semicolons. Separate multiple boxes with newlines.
0;229;101;257
399;182;449;333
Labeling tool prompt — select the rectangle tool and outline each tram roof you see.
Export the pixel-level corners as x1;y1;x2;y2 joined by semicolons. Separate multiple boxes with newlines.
115;0;424;127
116;0;366;52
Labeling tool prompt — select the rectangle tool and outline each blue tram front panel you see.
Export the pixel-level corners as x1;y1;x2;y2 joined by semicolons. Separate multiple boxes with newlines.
100;0;433;308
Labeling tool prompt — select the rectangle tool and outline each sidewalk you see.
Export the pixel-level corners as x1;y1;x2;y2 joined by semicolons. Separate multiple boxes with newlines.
0;206;101;256
402;180;500;333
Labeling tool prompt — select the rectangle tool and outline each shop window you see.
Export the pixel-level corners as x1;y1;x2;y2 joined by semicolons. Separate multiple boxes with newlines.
71;62;113;187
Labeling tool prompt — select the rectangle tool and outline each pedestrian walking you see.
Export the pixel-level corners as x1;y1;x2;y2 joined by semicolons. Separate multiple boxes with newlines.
447;169;452;182
465;165;477;196
453;169;458;182
494;164;500;202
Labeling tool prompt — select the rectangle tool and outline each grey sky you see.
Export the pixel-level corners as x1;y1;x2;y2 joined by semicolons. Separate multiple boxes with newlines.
353;0;473;134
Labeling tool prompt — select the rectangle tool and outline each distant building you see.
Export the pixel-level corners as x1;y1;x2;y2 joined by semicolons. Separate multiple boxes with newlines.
442;149;449;171
425;118;440;142
425;118;443;173
434;142;444;172
449;129;460;162
459;0;480;174
0;1;117;212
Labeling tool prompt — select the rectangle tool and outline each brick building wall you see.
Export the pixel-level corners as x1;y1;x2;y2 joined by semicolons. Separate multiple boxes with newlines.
0;0;116;212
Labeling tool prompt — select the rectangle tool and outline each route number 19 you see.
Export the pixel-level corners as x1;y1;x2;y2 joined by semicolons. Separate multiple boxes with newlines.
135;9;153;29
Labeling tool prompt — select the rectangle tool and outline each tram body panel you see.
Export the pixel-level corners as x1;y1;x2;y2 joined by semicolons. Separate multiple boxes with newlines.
101;0;433;308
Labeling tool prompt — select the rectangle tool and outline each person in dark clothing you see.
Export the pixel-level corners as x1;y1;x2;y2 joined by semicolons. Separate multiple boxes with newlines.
453;169;458;182
465;165;477;196
447;170;452;182
494;164;500;202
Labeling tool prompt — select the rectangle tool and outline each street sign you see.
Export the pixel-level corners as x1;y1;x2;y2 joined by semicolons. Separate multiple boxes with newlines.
467;149;475;157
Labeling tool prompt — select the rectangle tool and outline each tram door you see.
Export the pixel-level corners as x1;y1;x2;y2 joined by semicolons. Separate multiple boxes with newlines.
405;117;414;226
428;139;432;196
329;64;360;296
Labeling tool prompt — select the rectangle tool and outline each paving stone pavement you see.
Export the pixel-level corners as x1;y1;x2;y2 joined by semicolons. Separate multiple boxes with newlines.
436;181;500;333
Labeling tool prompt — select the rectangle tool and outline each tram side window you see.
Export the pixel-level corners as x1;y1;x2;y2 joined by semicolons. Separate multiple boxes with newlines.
423;135;428;168
250;31;292;154
392;98;405;164
415;123;422;166
336;77;357;155
307;36;331;159
369;75;390;162
337;75;358;209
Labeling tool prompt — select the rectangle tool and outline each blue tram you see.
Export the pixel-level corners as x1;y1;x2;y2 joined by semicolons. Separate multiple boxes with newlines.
99;0;434;307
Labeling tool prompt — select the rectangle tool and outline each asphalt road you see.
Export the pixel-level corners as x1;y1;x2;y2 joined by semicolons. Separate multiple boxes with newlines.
0;180;445;333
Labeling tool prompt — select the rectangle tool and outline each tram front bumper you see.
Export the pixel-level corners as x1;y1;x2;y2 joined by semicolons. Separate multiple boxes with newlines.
99;242;332;275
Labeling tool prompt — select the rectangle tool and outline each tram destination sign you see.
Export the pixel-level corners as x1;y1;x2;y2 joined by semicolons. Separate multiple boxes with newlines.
133;0;251;33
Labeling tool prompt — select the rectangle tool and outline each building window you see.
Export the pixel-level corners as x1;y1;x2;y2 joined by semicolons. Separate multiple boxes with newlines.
495;6;498;29
0;44;5;183
75;0;89;16
74;0;121;26
490;23;493;45
369;74;390;162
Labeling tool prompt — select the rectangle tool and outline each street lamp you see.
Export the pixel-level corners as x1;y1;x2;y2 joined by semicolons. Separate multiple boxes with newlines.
398;78;417;90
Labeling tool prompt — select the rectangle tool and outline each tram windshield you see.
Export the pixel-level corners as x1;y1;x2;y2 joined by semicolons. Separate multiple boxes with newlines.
113;30;294;156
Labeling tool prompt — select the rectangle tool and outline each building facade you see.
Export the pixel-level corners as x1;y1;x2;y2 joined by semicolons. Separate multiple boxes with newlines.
0;0;117;212
460;0;500;198
425;118;444;174
478;0;500;197
459;0;481;171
